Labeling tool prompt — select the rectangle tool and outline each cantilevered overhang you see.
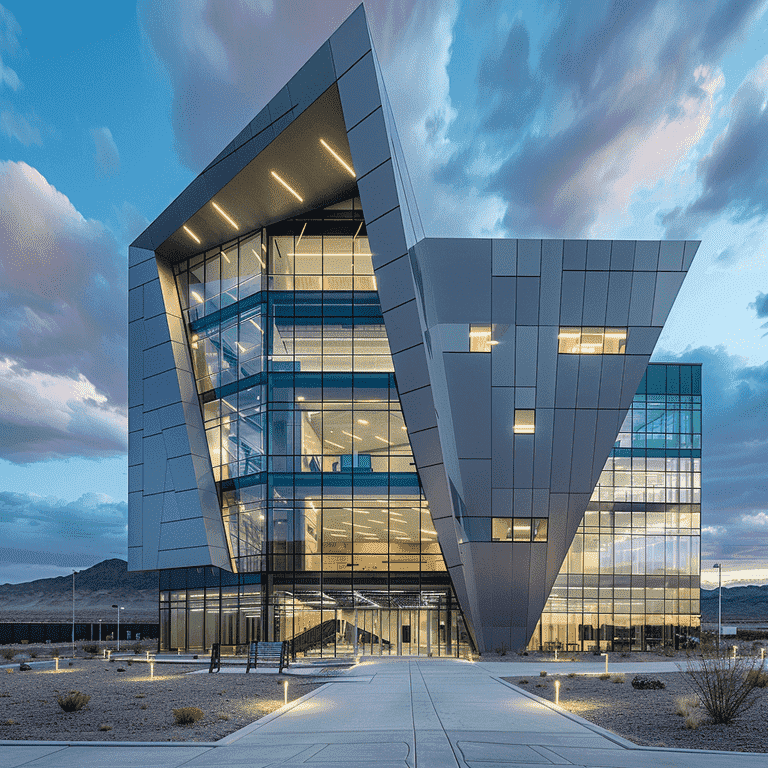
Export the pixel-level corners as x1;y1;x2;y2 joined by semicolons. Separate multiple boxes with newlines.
133;83;358;264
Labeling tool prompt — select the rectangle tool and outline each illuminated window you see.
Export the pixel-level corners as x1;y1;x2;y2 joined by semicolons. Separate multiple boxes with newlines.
492;517;548;542
558;327;627;354
514;410;535;434
469;324;497;352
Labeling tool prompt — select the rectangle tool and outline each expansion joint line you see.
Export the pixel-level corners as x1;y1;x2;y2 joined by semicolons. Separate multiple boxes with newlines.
413;660;462;768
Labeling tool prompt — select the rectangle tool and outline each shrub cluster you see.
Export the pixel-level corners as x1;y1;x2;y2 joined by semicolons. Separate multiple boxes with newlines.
173;707;204;725
57;691;91;712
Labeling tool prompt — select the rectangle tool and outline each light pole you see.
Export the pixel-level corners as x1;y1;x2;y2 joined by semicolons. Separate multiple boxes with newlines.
112;604;124;651
72;571;78;658
713;563;722;651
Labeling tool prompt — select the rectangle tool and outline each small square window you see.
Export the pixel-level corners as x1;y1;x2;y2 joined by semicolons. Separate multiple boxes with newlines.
513;518;532;541
532;518;548;542
492;518;512;541
469;324;497;352
514;409;535;434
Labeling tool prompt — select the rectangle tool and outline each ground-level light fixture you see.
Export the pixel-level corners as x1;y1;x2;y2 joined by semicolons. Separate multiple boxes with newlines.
211;201;239;229
320;138;355;177
283;680;288;705
555;679;560;705
271;171;303;202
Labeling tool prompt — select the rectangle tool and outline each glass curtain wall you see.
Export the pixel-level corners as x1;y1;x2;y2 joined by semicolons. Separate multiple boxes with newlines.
532;364;702;652
163;195;469;656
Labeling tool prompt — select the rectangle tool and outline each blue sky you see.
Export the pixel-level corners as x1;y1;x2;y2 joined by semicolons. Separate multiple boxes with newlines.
0;0;766;586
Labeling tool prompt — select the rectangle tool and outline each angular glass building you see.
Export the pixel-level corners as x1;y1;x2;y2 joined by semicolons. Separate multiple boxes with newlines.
128;6;701;656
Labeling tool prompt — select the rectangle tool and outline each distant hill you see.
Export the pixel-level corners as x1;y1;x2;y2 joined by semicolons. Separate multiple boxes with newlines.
701;584;768;623
0;559;157;623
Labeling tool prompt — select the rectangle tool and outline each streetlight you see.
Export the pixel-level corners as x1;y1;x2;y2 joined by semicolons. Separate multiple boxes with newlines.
112;605;124;651
713;563;722;651
72;571;78;659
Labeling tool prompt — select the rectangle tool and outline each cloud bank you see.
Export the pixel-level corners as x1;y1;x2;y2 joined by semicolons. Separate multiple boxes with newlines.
0;161;127;463
0;491;127;584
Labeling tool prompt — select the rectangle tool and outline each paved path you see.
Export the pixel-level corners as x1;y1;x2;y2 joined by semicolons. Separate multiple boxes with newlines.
1;657;765;767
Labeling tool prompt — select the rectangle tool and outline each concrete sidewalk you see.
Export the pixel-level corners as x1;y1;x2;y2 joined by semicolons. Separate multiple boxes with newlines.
1;657;765;767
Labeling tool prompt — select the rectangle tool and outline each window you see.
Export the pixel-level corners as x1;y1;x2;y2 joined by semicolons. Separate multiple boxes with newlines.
514;410;535;434
469;324;497;352
492;517;548;542
558;327;627;354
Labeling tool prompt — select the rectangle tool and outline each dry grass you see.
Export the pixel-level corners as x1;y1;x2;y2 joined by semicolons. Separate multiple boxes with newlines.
173;707;204;725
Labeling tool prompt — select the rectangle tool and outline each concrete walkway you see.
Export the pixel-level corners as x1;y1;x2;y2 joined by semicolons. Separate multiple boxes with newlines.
1;657;766;767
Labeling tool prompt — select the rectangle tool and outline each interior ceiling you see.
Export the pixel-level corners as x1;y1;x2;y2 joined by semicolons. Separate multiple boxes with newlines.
157;84;358;263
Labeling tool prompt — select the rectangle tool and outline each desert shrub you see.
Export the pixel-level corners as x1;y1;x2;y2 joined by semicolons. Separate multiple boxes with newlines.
518;679;529;684
631;675;665;689
685;710;705;729
494;644;508;656
98;724;112;731
674;695;700;716
82;644;98;655
1;648;15;661
29;651;38;659
682;652;767;724
3;719;17;725
567;672;577;678
217;714;230;721
135;693;146;699
132;642;142;654
610;673;626;684
173;707;204;725
539;670;547;677
57;691;91;712
51;648;60;658
141;704;148;710
745;669;768;688
598;672;611;680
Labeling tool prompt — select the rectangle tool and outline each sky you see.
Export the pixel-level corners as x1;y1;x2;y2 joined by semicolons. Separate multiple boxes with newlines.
0;0;765;587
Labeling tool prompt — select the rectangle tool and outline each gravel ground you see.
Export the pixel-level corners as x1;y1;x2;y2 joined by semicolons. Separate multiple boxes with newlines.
0;659;324;742
503;671;768;752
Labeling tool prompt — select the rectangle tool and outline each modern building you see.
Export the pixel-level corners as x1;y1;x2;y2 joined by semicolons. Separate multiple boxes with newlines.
128;5;701;656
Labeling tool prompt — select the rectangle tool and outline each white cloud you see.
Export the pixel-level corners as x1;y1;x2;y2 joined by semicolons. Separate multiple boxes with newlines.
0;160;128;462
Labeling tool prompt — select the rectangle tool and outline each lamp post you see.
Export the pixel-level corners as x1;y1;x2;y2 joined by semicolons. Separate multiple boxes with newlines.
112;604;124;651
713;563;722;651
72;571;78;658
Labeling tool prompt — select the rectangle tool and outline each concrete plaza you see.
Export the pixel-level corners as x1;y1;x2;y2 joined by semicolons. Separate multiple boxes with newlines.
1;657;765;767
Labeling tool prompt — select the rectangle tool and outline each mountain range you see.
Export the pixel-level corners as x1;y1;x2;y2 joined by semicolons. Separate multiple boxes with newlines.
1;559;767;624
0;559;157;623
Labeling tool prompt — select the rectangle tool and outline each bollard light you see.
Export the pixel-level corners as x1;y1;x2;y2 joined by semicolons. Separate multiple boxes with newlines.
601;652;608;674
554;648;558;661
555;679;560;706
150;661;155;679
733;645;737;660
146;651;151;662
55;657;59;672
761;648;765;661
284;680;288;705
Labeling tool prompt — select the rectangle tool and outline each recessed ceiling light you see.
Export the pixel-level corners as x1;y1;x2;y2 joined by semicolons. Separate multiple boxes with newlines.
211;201;239;229
271;171;303;202
320;138;356;177
183;225;201;244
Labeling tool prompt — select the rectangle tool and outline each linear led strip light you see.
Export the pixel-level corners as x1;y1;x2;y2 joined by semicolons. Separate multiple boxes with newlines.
211;201;239;230
271;171;303;202
320;138;356;176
